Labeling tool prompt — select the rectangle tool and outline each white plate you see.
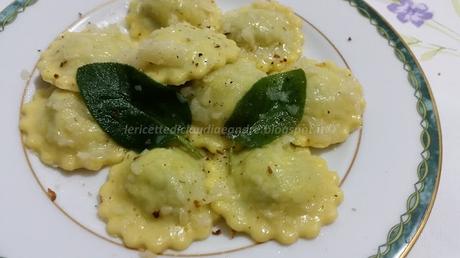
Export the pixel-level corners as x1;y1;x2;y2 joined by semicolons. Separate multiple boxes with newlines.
0;0;442;258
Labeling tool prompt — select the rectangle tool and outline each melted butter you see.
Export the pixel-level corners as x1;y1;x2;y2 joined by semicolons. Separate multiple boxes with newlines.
137;23;240;86
99;150;213;253
20;88;125;171
126;0;222;40
222;1;303;72
183;58;265;128
287;58;366;148
37;26;137;92
207;138;343;244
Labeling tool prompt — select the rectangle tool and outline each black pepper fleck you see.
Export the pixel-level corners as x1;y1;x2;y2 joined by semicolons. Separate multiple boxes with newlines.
59;60;68;68
267;166;273;175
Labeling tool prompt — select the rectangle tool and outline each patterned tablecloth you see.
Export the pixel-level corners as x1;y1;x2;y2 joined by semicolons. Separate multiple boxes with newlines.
1;0;458;257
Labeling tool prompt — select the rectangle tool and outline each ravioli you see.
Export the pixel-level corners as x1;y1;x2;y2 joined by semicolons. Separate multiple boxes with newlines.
182;58;265;128
289;58;366;148
137;23;240;86
208;138;343;244
20;88;125;171
19;0;366;250
222;1;303;73
37;26;137;92
126;0;222;39
99;150;213;253
188;126;231;154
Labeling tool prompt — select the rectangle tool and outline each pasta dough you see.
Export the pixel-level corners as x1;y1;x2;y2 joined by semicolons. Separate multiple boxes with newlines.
19;0;368;250
208;138;343;244
289;58;366;148
187;127;232;154
126;0;222;39
99;150;213;253
37;26;137;92
20;87;125;171
182;58;265;127
222;1;303;73
137;23;240;86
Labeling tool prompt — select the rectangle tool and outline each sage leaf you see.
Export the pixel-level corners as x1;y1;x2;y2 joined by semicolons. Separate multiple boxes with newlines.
76;63;202;158
224;69;306;148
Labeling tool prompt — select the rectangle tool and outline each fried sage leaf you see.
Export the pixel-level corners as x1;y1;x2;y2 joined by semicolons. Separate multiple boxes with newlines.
76;62;202;157
224;69;306;148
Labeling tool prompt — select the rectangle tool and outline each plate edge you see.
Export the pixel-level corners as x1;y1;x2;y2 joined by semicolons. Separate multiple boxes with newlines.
0;0;38;32
346;1;443;258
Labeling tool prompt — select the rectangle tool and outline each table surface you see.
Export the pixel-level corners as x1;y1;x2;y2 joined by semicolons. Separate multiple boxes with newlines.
0;0;458;257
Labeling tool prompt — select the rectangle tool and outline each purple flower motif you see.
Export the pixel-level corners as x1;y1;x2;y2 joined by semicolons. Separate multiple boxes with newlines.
388;0;433;27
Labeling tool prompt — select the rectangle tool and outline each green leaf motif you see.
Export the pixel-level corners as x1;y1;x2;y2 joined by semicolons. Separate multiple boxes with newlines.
76;63;202;158
224;69;306;148
0;0;38;32
420;48;443;61
452;0;460;17
402;35;421;45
